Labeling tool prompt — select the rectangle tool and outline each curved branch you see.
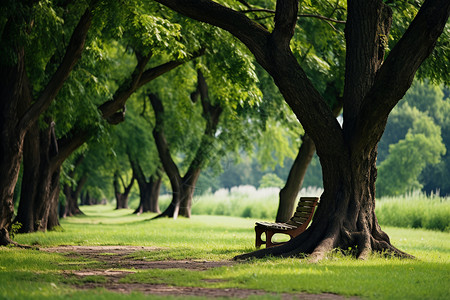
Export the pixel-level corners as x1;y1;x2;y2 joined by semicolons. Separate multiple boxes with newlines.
19;8;93;132
154;0;270;63
242;8;346;24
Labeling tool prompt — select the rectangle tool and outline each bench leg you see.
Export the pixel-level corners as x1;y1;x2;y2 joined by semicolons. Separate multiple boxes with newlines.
266;230;276;248
255;226;265;248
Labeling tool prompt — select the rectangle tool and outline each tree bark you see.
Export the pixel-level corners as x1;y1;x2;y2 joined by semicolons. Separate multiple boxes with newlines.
15;120;90;232
61;156;87;218
0;7;92;242
129;154;162;214
114;172;134;209
155;0;450;260
62;174;87;218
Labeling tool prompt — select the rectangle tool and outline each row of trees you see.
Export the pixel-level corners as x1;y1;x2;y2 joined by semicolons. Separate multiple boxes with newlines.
1;0;449;262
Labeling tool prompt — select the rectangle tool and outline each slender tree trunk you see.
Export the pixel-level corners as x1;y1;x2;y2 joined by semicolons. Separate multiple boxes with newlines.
150;70;222;219
61;174;86;218
276;134;315;222
114;172;134;209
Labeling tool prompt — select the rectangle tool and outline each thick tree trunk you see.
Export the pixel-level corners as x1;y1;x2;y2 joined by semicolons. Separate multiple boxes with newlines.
276;134;315;222
177;170;202;218
155;170;201;219
14;123;40;232
15;122;62;232
0;34;29;244
276;104;341;222
0;7;92;242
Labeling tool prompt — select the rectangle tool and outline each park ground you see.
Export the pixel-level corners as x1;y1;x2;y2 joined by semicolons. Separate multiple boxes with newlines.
1;205;449;299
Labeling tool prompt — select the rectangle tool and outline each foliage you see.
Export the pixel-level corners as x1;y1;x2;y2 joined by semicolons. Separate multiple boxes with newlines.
377;104;445;196
259;173;285;189
377;81;449;196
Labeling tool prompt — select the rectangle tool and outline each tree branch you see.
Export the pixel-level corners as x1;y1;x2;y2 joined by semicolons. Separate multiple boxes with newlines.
355;0;450;149
154;0;270;63
149;93;182;186
98;52;153;123
272;0;298;46
19;8;93;132
50;128;91;172
155;0;344;157
242;8;346;24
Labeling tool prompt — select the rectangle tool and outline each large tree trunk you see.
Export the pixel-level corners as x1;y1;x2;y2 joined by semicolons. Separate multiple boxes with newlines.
276;134;315;222
15;122;62;232
0;46;28;245
14;120;40;233
156;0;450;260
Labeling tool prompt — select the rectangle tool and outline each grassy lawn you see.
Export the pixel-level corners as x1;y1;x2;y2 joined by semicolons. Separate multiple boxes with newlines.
1;205;449;299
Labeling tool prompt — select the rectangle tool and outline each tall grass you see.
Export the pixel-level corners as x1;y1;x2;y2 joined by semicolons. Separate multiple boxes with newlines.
158;186;449;231
167;185;323;220
376;192;450;231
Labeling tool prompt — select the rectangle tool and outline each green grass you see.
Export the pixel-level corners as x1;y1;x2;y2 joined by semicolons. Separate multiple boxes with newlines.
2;205;449;300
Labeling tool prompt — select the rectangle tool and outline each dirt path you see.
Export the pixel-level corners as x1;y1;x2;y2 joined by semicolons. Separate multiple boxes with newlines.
42;246;358;299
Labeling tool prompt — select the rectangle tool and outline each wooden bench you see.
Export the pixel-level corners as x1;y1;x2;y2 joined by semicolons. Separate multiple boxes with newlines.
255;197;319;248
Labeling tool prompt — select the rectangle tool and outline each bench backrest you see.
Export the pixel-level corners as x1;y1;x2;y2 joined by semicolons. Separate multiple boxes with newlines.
286;197;319;227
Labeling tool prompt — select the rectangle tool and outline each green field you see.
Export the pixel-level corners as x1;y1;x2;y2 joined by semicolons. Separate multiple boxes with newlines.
1;204;449;300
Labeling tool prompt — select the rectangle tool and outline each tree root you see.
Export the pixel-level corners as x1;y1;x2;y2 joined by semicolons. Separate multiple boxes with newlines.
233;224;414;262
0;228;39;250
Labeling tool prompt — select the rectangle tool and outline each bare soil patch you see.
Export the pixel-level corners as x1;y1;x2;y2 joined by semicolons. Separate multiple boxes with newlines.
43;246;358;299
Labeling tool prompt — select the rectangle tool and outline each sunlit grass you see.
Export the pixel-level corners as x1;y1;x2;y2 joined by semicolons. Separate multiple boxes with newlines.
3;205;450;299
